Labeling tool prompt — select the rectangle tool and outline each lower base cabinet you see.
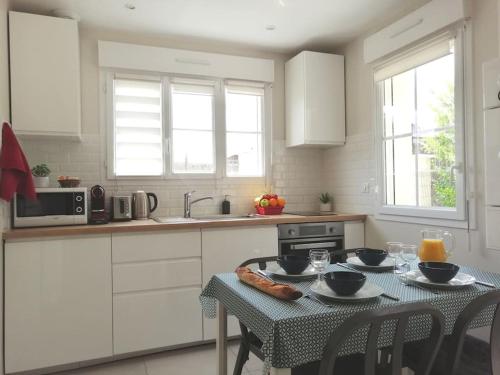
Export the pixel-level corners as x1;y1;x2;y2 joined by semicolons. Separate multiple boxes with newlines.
4;235;113;374
113;287;203;354
111;230;203;355
344;221;365;249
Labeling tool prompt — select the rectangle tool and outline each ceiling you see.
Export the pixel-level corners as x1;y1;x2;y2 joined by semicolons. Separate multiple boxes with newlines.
10;0;430;53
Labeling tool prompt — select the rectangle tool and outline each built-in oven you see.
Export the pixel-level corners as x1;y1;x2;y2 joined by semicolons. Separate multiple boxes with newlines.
278;222;346;263
13;187;88;228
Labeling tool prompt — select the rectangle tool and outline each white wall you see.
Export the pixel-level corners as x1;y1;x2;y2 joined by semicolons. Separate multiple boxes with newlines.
325;0;500;272
16;27;327;217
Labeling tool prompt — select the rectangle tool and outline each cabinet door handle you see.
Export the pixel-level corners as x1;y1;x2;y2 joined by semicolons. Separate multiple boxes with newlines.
290;242;337;250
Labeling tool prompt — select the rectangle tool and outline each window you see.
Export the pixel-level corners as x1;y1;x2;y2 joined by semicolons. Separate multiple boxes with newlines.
108;74;268;178
170;80;215;174
225;82;264;177
375;32;466;221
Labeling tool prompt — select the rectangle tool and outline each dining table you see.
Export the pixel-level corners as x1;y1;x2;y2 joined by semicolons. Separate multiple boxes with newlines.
200;262;500;375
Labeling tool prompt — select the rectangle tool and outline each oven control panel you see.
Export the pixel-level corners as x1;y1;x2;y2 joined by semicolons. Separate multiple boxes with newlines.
278;222;344;239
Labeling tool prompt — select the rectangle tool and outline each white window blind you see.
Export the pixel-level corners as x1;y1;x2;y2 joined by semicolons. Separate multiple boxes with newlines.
170;79;215;174
113;77;163;176
225;81;265;177
374;34;454;82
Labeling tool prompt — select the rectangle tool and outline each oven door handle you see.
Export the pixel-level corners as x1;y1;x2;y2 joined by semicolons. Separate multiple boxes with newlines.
289;242;337;250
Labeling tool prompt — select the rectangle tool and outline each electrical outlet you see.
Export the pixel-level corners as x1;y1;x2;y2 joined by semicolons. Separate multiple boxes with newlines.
361;183;370;194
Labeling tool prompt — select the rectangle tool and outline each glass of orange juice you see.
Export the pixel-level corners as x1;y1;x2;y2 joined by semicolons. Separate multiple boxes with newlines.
419;229;455;262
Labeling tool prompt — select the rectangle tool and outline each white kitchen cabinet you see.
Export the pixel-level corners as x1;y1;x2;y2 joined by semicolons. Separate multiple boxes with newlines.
285;51;345;147
201;226;278;340
344;221;365;249
9;11;81;138
113;288;202;354
112;230;203;354
4;235;112;373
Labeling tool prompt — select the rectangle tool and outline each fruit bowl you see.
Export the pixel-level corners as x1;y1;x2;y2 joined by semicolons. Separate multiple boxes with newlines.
254;193;286;215
256;206;284;215
57;176;80;188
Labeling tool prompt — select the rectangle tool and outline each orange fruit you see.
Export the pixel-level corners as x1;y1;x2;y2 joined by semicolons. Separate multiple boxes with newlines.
269;198;278;207
277;197;286;207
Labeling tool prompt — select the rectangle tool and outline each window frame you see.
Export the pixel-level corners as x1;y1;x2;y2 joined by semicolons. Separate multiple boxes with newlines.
104;71;271;181
374;27;469;223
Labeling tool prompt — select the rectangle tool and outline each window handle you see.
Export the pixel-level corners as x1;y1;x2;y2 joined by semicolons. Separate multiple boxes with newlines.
451;163;463;178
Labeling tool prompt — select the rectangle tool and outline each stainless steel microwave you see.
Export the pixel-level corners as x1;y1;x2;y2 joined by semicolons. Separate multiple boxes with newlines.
13;187;88;228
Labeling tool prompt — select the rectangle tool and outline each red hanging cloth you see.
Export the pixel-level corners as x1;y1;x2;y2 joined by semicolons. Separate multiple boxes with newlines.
0;122;36;202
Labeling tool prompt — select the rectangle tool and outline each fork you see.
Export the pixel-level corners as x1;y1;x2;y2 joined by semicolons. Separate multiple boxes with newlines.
400;280;439;295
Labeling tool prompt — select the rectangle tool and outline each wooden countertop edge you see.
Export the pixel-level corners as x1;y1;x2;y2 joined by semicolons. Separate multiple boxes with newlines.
3;214;367;240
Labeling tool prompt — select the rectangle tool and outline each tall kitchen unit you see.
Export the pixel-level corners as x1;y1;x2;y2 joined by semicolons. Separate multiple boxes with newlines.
482;59;500;250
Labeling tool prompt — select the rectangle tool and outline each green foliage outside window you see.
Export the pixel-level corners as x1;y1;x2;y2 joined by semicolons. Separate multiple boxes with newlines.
420;83;456;208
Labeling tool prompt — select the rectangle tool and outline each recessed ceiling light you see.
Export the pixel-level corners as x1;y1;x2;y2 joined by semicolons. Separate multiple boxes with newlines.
265;25;276;31
278;0;286;7
125;3;136;10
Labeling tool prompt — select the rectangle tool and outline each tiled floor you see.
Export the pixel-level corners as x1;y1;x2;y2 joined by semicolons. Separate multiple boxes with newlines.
56;341;263;375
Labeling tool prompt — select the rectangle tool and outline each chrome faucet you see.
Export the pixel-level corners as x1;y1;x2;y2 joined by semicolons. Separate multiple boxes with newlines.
184;191;214;218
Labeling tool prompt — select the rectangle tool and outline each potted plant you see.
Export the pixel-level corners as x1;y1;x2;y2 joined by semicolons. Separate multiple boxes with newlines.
31;164;51;188
319;192;333;212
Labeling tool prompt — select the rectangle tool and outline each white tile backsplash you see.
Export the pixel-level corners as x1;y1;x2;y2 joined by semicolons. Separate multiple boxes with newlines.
323;133;376;214
11;137;326;223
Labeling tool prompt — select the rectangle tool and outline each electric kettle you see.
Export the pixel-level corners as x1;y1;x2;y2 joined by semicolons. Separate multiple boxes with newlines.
132;191;158;220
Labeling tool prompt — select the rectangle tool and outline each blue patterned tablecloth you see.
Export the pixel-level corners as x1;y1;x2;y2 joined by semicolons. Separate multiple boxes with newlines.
200;264;500;370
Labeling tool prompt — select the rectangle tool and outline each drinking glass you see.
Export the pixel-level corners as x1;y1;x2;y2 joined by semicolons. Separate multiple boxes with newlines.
400;244;418;276
386;242;403;274
309;249;330;287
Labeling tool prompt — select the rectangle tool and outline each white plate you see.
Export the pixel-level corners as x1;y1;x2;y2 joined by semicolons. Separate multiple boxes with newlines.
347;256;394;271
404;270;476;289
310;281;384;302
268;265;318;280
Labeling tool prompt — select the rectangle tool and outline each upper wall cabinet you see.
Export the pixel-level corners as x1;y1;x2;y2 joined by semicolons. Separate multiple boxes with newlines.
9;12;81;139
285;51;345;148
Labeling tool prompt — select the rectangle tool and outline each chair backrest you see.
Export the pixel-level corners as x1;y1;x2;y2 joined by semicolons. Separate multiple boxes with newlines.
446;289;500;375
239;256;278;270
319;302;445;375
239;249;359;270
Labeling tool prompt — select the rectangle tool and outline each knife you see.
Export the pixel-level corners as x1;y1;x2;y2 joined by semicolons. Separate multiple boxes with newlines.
475;280;496;288
337;263;362;272
257;269;275;282
381;292;400;301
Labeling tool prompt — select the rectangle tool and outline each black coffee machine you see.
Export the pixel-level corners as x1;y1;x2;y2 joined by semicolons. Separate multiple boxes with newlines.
89;185;108;224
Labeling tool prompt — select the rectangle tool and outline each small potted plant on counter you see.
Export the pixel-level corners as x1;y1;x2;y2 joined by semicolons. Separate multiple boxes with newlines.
319;192;333;212
31;163;51;188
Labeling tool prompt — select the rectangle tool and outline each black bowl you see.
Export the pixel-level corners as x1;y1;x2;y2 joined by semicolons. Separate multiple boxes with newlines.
356;248;388;266
418;262;460;283
277;256;310;275
324;271;367;296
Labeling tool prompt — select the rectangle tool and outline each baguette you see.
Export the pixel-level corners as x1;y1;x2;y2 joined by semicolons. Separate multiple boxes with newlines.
235;266;303;301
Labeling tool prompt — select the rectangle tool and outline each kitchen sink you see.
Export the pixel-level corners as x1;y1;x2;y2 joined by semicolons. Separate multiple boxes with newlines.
153;214;261;223
193;214;261;221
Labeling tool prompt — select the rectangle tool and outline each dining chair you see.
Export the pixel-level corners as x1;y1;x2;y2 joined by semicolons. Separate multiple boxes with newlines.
296;302;445;375
404;289;500;375
233;249;383;375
